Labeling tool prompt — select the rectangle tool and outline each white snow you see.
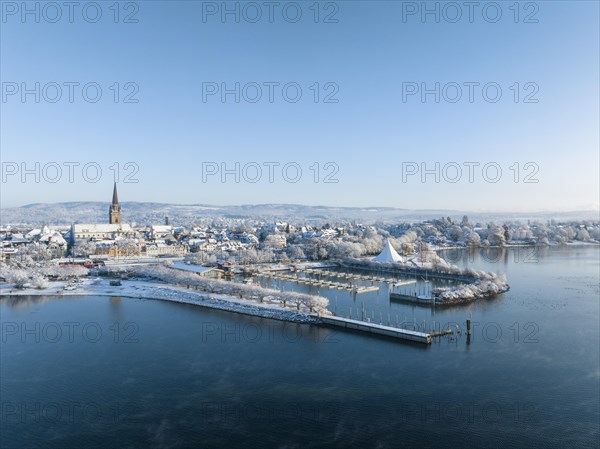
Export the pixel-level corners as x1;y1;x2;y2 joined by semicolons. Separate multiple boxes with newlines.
0;277;323;324
169;262;219;274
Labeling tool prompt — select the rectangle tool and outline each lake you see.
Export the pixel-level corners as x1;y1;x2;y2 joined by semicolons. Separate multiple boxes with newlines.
1;246;599;448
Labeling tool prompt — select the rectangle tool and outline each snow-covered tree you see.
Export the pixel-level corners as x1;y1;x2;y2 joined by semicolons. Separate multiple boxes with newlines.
3;267;30;288
31;273;49;289
288;245;306;261
132;265;329;314
447;225;463;242
464;231;481;246
487;226;506;246
73;241;98;257
326;241;364;259
576;228;591;241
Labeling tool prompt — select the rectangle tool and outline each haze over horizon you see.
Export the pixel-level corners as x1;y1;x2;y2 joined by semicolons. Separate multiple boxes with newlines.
3;191;600;215
4;195;599;218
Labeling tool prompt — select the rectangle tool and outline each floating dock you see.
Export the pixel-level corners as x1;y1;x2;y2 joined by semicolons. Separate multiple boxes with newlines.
355;285;379;294
393;280;417;287
390;292;439;304
265;268;414;287
259;271;376;290
320;315;433;344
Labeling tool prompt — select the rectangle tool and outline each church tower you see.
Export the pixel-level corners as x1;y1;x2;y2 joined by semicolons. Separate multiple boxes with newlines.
109;183;122;224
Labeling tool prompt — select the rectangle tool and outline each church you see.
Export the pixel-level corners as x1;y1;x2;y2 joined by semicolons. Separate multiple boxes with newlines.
109;182;122;224
70;183;135;242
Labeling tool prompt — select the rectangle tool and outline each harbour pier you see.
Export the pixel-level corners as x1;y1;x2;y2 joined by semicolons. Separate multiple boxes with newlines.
319;315;434;344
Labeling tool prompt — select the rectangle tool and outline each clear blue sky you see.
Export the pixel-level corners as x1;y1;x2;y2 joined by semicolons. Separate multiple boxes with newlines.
1;1;598;212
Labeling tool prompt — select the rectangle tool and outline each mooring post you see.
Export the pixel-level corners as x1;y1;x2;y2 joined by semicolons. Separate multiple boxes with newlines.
466;318;472;344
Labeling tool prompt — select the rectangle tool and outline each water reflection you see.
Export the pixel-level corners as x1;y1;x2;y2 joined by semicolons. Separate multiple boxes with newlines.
0;246;598;448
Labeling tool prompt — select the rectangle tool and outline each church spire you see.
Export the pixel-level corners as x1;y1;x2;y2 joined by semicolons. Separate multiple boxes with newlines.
112;182;119;206
109;183;122;224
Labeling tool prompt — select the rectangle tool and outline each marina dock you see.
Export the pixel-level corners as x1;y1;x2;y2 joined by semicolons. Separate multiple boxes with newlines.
300;268;402;284
390;292;439;304
260;267;418;291
257;271;382;294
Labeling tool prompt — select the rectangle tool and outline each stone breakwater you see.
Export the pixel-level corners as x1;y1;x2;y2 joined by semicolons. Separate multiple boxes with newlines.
432;277;510;305
0;279;323;325
140;287;322;324
342;259;510;305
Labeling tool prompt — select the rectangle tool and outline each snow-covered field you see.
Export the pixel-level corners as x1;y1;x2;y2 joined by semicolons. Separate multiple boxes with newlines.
0;278;322;324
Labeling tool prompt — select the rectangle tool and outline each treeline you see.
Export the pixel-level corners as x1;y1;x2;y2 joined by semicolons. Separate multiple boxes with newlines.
121;265;330;314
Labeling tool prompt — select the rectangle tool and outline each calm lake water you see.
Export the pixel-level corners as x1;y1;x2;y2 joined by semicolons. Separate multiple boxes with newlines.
1;246;599;448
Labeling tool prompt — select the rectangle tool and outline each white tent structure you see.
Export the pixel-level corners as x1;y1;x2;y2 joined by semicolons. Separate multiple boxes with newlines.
372;240;404;263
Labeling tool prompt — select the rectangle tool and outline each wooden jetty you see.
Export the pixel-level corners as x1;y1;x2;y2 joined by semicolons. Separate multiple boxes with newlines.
258;270;389;294
394;280;417;287
297;268;410;285
320;315;433;344
354;285;379;294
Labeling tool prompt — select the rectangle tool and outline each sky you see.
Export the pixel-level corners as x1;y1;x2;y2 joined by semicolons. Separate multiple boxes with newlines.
1;0;599;212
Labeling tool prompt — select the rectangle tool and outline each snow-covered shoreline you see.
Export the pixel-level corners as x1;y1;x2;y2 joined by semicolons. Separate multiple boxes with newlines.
342;257;510;305
0;278;322;324
435;241;600;251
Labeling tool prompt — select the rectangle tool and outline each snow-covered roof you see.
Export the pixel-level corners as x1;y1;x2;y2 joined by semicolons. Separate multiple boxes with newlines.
151;225;173;233
26;229;42;238
72;224;132;233
372;240;404;263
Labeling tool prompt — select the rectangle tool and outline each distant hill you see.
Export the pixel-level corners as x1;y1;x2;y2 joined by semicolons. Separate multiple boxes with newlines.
1;202;598;227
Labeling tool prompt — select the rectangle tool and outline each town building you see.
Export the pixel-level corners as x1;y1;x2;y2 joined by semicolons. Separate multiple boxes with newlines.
70;184;136;243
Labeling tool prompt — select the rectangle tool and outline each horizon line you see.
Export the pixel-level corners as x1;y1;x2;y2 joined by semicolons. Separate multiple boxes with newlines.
2;200;599;216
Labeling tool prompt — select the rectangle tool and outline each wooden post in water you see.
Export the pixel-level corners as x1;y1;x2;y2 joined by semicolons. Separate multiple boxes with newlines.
361;302;365;321
466;318;472;344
